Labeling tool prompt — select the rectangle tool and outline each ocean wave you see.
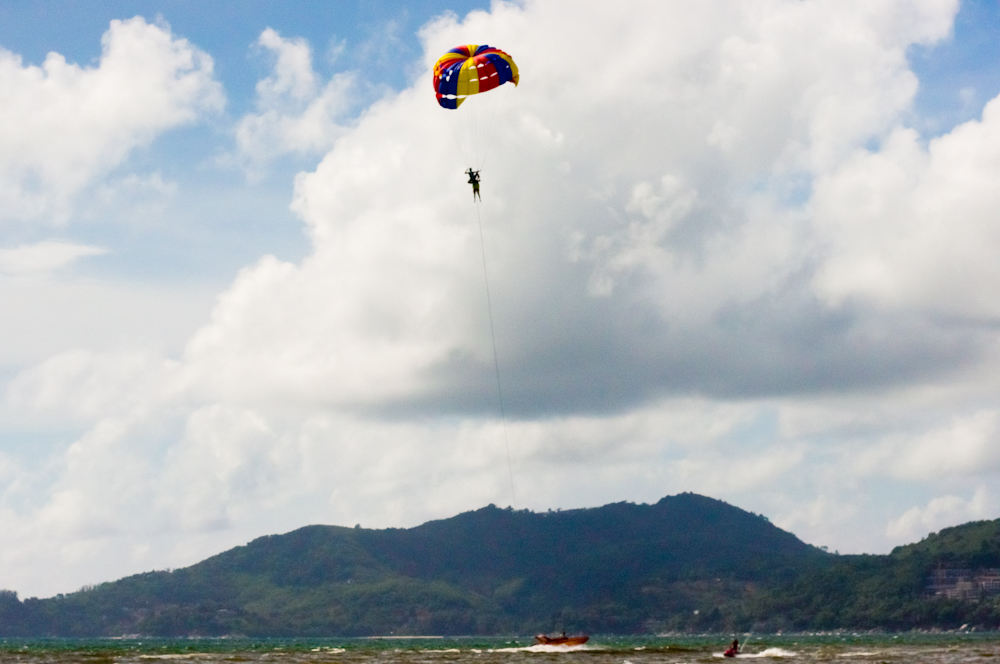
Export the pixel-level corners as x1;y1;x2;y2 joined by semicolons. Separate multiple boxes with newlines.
490;644;593;653
714;648;797;658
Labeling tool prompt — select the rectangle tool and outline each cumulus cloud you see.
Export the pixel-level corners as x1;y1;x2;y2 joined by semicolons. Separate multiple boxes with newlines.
235;28;354;169
220;0;969;413
10;0;1000;597
0;17;223;224
813;97;1000;320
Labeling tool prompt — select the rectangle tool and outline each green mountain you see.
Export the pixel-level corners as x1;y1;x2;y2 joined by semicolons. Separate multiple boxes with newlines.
0;493;824;636
1;493;999;636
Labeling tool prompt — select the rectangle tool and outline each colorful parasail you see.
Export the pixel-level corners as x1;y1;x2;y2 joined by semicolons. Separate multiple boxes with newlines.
433;45;518;109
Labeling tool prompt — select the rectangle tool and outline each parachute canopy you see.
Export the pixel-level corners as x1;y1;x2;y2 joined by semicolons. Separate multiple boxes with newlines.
433;45;518;109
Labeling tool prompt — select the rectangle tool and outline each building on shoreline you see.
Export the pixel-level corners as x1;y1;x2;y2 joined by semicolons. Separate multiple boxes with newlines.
926;568;1000;600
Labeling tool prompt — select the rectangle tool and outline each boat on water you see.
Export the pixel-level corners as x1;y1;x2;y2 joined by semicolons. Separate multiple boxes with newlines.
534;633;589;646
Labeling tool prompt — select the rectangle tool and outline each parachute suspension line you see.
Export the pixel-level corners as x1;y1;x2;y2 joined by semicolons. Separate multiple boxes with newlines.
470;97;480;169
475;199;516;508
446;108;473;171
476;86;505;172
470;95;486;170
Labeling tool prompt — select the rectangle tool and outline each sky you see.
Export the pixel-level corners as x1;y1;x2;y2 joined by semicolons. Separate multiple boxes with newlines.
1;0;1000;598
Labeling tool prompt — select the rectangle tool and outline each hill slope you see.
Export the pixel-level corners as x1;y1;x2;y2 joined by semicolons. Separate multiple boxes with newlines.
0;493;827;636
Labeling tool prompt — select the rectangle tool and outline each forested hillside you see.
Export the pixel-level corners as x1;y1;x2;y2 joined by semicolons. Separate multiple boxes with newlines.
749;520;1000;631
2;494;1000;636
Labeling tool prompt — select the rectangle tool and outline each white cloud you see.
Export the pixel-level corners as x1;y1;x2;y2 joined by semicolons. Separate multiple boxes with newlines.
894;411;1000;479
0;17;223;224
109;172;177;197
584;175;699;297
0;241;107;275
776;494;859;550
6;349;177;423
887;488;995;541
0;277;218;369
235;28;354;169
812;98;1000;319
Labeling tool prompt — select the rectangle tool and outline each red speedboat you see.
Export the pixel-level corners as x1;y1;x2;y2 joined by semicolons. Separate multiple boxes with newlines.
534;633;589;646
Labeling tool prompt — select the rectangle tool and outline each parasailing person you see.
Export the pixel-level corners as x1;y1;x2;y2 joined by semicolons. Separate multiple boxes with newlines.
466;168;481;201
432;44;518;193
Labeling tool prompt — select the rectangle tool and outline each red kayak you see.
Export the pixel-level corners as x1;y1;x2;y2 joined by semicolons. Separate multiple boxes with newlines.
724;648;738;658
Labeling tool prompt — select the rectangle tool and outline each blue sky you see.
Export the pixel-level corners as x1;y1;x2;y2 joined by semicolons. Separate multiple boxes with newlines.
911;0;1000;129
2;0;1000;598
0;1;488;98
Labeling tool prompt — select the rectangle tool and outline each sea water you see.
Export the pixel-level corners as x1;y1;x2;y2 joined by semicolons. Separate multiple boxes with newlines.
0;633;997;664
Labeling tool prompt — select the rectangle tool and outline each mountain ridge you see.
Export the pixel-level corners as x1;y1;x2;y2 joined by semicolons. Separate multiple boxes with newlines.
1;493;999;636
